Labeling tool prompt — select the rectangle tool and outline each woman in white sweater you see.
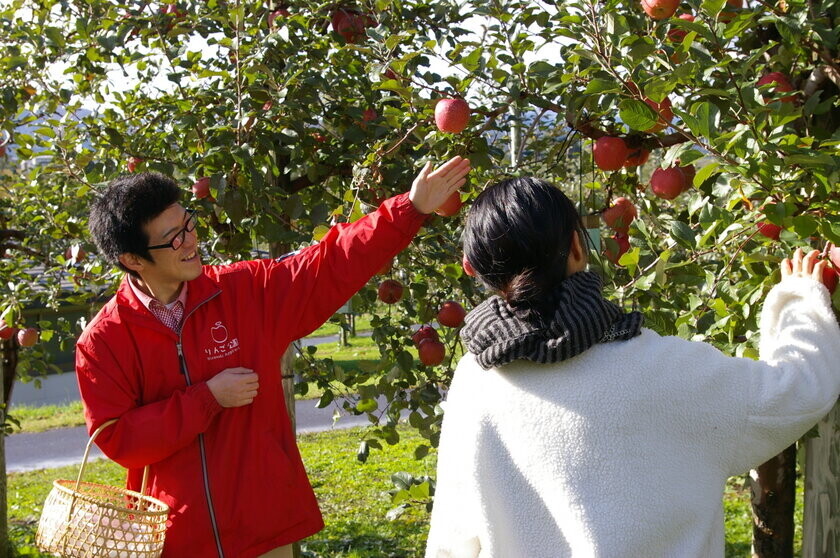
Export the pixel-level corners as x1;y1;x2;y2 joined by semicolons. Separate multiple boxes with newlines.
425;177;840;558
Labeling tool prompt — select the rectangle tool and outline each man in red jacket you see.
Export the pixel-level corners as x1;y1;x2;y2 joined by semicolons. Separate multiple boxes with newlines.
76;156;470;558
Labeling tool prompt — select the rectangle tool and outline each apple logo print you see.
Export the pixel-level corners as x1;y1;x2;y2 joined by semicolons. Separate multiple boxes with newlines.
211;321;228;344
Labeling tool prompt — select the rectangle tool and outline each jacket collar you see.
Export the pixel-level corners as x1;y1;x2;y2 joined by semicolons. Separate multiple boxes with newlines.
114;269;221;330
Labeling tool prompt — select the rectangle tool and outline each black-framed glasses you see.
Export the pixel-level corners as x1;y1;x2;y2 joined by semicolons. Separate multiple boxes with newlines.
147;209;197;251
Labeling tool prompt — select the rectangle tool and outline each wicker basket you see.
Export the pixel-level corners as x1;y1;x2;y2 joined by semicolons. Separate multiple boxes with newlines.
36;419;169;558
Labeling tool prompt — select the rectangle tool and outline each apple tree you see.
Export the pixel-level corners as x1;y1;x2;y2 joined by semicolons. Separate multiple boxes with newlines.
0;0;838;555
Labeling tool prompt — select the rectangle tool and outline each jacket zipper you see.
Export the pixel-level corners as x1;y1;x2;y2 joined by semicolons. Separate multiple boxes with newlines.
176;291;225;558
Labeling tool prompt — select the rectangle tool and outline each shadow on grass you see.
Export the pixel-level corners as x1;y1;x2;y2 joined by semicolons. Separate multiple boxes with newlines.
302;520;426;558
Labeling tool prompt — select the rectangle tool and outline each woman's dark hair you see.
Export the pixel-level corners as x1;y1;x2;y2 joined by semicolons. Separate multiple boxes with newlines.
462;177;588;313
89;172;182;276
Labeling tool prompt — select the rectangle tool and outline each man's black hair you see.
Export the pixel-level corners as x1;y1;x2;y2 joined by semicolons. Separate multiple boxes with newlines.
89;172;182;277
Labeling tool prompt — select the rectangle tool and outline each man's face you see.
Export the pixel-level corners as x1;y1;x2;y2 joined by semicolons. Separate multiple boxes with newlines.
141;203;203;286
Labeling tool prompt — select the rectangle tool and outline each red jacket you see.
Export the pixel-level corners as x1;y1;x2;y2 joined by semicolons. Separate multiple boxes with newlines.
76;194;426;558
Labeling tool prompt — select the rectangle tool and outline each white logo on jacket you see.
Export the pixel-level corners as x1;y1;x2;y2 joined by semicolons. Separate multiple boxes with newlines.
210;321;228;343
205;321;240;361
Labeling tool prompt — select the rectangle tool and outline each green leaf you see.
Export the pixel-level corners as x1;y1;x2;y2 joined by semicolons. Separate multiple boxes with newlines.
356;398;378;413
670;221;697;249
692;102;720;139
317;390;334;409
585;78;619;94
618;99;658;131
693;162;720;187
701;0;726;18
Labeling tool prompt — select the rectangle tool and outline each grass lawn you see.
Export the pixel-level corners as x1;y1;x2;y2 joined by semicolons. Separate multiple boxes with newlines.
310;315;374;338
5;423;802;557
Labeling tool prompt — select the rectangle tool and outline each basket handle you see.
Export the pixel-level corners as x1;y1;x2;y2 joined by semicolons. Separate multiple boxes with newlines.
68;419;153;520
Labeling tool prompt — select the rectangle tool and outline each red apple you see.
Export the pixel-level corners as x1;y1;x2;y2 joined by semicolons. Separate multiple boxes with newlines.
126;156;142;173
437;301;466;328
828;245;840;270
434;98;471;134
719;0;743;22
644;96;674;133
757;221;782;241
16;327;38;347
377;258;393;276
412;325;440;347
378;279;403;304
268;8;290;28
418;338;446;366
822;264;838;295
192;177;212;200
605;233;631;265
331;8;374;43
462;255;476;277
642;0;680;20
362;108;377;122
679;164;696;191
435;191;463;217
650;167;686;200
624;148;650;168
160;3;186;31
667;13;696;42
593;136;629;171
757;72;795;103
0;322;14;340
602;197;637;233
383;68;400;81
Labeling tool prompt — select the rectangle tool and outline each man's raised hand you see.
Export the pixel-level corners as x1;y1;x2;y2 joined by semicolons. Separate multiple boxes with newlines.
409;156;471;215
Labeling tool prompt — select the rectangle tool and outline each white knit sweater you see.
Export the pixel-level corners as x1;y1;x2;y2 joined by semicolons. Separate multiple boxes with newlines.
425;277;840;558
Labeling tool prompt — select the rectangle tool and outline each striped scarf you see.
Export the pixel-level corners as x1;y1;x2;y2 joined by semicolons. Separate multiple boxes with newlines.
461;271;644;370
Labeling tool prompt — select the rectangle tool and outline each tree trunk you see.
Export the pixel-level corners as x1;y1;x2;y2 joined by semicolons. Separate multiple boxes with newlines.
1;338;17;558
802;402;840;557
751;445;797;558
269;241;300;558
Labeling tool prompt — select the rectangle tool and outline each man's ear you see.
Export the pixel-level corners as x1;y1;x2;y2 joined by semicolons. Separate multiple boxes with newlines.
118;253;146;275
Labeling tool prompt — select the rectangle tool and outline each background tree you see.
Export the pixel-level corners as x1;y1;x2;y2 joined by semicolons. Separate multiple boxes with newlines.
0;0;837;556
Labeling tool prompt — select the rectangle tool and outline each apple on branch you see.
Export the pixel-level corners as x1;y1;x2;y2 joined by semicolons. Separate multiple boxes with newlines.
268;8;290;29
593;136;629;171
435;191;463;217
650;166;686;200
434;98;471;134
642;0;680;20
412;325;440;347
644;96;674;133
624;148;650;168
756;221;782;241
667;13;696;42
0;321;15;340
192;177;213;200
605;233;631;265
126;156;143;173
378;279;404;304
757;72;796;103
330;8;374;44
822;263;838;295
437;301;466;328
602;197;637;233
418;337;446;366
17;327;39;347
